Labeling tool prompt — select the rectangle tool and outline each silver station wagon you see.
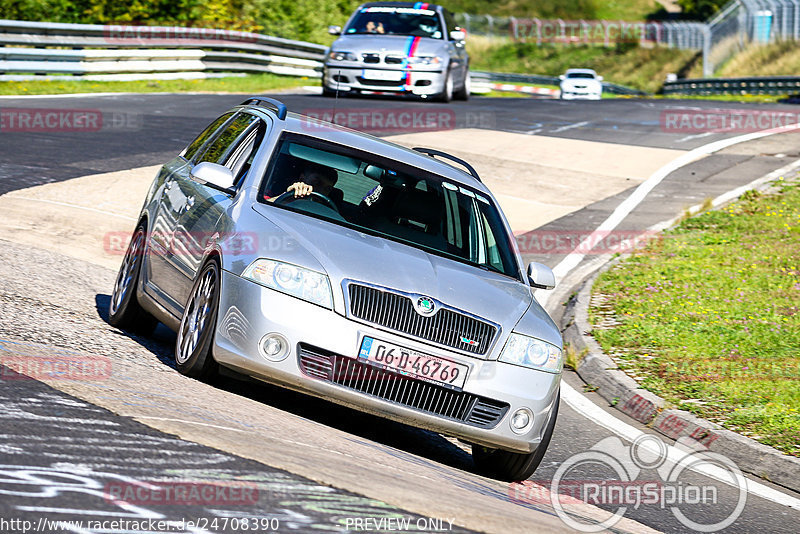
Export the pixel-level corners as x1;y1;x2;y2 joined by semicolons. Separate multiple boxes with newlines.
323;2;469;101
109;97;562;481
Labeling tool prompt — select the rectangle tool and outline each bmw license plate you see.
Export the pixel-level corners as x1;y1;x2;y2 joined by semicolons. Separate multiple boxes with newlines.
358;337;468;390
361;69;404;81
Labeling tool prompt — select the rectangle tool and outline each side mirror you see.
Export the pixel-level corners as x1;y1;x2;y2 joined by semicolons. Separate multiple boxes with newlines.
527;262;556;290
597;75;604;81
558;74;565;81
449;30;466;41
328;25;342;35
190;162;235;194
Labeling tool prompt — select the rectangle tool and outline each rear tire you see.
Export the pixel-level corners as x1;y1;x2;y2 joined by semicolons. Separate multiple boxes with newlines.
454;70;470;101
175;259;221;380
472;392;560;481
108;224;157;335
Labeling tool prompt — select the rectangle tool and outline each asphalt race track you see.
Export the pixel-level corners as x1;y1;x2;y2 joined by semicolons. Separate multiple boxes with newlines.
1;91;799;534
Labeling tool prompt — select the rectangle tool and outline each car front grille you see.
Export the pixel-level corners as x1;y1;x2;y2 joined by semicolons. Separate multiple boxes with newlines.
347;283;497;355
298;345;509;429
362;53;380;63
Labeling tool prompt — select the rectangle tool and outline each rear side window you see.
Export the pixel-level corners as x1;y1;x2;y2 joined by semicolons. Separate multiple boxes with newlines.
195;113;259;165
181;113;233;161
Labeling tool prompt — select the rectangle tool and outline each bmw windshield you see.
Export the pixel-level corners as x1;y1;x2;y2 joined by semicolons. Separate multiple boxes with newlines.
345;6;443;39
259;134;520;280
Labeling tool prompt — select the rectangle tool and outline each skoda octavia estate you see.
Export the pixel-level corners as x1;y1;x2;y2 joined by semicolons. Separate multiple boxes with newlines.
109;96;562;481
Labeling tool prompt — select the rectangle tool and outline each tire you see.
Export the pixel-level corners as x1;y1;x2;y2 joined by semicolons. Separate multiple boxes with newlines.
175;259;221;380
436;69;454;103
108;224;157;335
322;86;336;97
454;70;470;101
472;392;560;481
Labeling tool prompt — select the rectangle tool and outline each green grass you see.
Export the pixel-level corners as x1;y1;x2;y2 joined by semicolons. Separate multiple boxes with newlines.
589;178;800;456
467;38;697;93
448;0;661;20
0;73;309;96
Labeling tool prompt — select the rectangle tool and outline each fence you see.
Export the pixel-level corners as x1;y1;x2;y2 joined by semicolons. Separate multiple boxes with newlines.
456;1;800;78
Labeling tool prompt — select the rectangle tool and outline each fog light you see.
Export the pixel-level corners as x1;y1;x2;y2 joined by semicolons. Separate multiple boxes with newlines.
259;334;289;362
510;408;534;434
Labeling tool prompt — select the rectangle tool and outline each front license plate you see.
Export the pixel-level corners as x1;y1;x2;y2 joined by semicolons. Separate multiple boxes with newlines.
358;337;468;390
361;69;404;81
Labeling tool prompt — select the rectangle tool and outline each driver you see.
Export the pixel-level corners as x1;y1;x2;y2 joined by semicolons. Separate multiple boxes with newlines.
285;161;338;199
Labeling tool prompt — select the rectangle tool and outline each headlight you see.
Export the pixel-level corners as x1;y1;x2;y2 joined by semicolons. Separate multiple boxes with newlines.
242;259;333;309
499;333;563;374
407;56;441;65
328;51;357;62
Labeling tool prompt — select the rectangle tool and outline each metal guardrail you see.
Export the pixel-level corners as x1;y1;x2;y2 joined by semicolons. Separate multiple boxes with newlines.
663;76;800;95
471;70;648;96
0;18;327;80
0;19;647;96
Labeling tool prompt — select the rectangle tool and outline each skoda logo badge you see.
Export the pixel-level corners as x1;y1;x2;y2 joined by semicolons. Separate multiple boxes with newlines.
415;296;436;316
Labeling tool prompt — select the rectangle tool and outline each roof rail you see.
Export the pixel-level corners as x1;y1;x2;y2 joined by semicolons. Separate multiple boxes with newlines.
412;147;482;182
241;96;287;120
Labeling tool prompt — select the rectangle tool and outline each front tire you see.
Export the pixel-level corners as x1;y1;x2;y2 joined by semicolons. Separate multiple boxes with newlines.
175;259;221;380
436;69;454;103
108;224;157;335
472;392;560;481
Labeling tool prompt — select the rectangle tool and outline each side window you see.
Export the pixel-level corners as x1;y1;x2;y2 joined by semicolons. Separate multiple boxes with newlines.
194;113;258;165
181;113;233;161
443;10;457;36
227;120;269;186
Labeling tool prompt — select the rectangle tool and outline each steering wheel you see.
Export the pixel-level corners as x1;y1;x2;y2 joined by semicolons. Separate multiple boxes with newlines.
273;190;338;211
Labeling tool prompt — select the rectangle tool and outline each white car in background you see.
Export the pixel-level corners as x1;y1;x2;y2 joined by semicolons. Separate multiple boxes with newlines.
559;68;603;100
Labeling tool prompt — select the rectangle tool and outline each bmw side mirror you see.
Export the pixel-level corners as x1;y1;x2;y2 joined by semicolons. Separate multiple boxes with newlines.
449;30;466;41
527;262;556;290
190;162;235;195
328;25;342;35
597;75;604;81
559;75;565;80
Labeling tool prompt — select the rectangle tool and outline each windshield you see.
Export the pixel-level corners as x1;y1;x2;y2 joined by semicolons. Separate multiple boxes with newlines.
259;134;520;279
346;6;443;39
567;72;596;79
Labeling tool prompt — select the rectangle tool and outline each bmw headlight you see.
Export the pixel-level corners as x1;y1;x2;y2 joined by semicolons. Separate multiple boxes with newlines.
328;51;358;62
242;259;333;309
499;333;563;374
407;56;441;65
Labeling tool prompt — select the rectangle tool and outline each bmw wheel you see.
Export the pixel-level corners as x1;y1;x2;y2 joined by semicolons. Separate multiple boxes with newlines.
108;224;157;335
436;69;454;103
454;70;470;101
472;392;560;481
176;259;221;380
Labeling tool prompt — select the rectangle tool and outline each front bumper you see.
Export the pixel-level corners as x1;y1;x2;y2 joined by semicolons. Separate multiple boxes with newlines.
560;88;602;100
213;271;561;453
323;65;445;96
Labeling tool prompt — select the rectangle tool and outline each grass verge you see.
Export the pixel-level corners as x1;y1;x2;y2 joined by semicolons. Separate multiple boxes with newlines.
0;73;310;96
467;37;697;93
589;176;800;456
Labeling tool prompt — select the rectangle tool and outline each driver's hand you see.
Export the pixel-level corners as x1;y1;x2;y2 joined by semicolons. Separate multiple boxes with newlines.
287;182;313;197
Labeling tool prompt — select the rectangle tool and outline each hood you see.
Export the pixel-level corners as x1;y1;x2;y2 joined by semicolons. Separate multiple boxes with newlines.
252;204;533;341
331;34;448;60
